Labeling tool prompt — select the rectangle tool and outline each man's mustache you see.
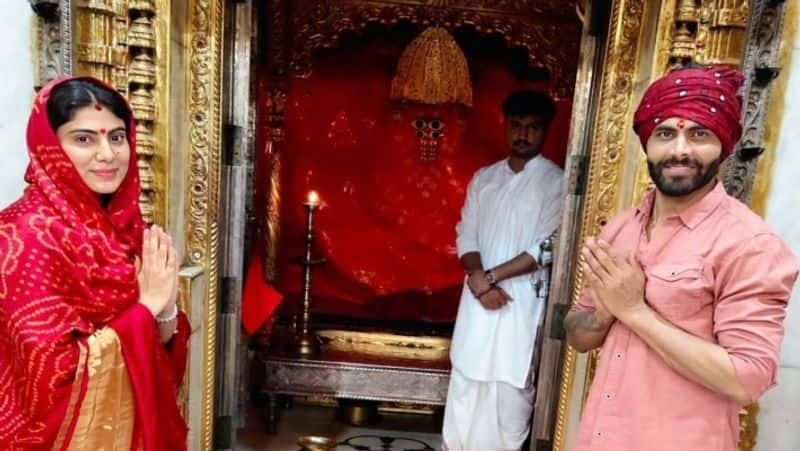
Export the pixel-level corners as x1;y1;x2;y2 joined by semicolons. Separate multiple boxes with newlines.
658;156;700;168
513;140;532;147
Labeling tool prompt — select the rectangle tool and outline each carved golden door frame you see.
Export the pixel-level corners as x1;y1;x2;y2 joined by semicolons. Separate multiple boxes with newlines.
552;1;655;449
61;1;225;450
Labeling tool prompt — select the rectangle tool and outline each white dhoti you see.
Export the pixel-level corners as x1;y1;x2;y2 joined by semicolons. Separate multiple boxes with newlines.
441;368;535;451
443;157;563;451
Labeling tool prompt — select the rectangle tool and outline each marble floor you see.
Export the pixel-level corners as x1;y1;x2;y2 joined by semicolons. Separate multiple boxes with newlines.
236;404;443;451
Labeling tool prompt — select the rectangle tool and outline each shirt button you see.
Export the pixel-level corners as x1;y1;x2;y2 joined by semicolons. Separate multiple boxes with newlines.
604;393;613;400
615;352;624;359
595;431;603;438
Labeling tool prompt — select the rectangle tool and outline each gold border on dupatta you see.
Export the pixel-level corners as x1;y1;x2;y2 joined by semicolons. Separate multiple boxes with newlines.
53;328;136;451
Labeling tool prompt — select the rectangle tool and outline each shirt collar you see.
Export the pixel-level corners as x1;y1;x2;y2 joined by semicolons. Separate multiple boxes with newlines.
635;181;726;230
504;154;541;174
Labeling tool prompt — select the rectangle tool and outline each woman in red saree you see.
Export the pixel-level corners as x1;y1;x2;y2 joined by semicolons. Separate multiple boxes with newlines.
0;76;189;450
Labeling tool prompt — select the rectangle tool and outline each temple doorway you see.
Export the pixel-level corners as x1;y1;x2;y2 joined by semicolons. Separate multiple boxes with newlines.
220;2;614;450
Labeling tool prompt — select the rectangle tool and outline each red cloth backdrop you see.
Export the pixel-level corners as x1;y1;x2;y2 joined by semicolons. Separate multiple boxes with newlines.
254;40;571;323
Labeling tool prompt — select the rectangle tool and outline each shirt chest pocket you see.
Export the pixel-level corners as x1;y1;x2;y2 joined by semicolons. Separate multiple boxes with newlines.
645;261;714;320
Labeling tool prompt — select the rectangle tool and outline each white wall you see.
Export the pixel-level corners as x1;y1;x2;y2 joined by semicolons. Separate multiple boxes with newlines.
0;3;34;209
755;17;800;451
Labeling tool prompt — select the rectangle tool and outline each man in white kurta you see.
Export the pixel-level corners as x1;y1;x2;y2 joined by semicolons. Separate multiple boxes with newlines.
442;90;564;451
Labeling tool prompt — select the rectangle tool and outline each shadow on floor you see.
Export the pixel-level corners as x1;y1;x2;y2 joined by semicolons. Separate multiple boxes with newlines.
237;403;443;451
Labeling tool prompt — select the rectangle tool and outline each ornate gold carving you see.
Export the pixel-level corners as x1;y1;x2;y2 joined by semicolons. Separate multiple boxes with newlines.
390;27;473;108
128;51;156;85
552;1;648;449
696;1;749;66
671;22;697;63
665;0;749;69
676;0;698;22
74;0;128;91
128;1;170;226
185;1;224;450
670;0;698;65
129;0;155;14
135;122;155;156
129;86;156;121
128;15;156;49
287;0;582;98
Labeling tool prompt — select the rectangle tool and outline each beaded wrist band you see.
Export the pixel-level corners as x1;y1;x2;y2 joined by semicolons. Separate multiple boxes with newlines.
156;304;178;324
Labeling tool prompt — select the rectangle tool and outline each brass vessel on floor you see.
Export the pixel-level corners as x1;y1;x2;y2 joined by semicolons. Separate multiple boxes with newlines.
296;435;335;451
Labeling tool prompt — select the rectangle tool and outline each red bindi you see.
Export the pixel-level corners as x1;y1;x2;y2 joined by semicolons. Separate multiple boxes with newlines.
99;128;107;135
94;104;103;111
677;119;686;130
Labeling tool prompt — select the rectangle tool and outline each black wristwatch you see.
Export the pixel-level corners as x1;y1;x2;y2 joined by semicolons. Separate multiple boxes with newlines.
484;269;498;286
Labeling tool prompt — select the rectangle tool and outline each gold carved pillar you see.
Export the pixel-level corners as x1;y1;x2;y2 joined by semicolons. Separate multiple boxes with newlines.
665;0;749;69
73;0;169;225
74;0;128;90
127;2;159;224
695;0;749;66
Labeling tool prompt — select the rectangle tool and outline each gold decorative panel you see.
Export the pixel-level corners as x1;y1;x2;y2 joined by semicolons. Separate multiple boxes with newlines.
184;1;225;450
74;0;128;91
663;0;749;69
553;0;648;446
286;0;582;98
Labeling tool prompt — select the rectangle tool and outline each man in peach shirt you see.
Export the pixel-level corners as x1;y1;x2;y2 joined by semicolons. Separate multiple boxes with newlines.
565;66;798;451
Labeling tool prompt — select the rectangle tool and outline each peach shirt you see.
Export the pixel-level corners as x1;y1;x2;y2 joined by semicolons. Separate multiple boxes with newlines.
571;183;798;451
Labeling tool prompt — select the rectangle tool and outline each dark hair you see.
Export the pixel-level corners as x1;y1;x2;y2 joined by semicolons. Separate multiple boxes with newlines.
502;90;556;122
46;79;131;135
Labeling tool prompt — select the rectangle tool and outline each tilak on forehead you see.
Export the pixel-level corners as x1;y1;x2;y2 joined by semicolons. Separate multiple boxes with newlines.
632;66;744;158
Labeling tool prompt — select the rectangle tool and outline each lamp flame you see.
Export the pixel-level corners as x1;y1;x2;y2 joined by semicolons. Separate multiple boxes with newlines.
306;191;320;206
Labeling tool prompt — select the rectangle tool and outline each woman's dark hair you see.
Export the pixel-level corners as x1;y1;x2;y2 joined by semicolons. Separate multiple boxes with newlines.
46;79;131;135
502;89;556;122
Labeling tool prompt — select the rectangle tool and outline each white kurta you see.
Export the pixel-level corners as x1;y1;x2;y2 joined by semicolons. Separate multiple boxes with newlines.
450;155;564;388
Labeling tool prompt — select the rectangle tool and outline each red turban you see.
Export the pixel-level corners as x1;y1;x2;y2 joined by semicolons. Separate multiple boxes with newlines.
633;66;744;158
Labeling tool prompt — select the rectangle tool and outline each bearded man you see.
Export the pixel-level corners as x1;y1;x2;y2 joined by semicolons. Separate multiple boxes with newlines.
565;66;798;451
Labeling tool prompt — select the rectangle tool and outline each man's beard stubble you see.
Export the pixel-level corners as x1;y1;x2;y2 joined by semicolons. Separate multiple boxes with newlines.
511;140;539;159
647;155;723;197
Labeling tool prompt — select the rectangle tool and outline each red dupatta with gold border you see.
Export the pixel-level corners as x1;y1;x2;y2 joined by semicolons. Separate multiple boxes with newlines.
0;77;189;451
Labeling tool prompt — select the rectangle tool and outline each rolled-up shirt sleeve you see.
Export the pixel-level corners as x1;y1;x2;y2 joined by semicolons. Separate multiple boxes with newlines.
456;172;482;258
713;233;799;402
